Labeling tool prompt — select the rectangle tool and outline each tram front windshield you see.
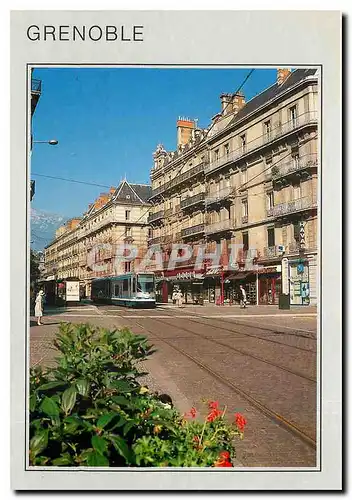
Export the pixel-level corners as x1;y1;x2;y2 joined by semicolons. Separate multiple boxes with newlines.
137;274;155;296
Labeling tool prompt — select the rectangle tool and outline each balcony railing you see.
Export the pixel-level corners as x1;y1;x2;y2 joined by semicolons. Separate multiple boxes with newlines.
180;192;205;210
205;219;233;235
205;186;233;205
267;196;317;218
205;111;318;175
148;210;164;223
149;236;162;245
272;155;318;180
287;241;318;254
263;246;279;258
31;79;42;94
181;224;205;238
151;162;206;198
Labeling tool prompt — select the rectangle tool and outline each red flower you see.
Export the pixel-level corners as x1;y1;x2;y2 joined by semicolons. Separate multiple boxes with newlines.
184;407;197;419
235;413;247;432
190;407;197;418
206;401;223;422
214;451;233;467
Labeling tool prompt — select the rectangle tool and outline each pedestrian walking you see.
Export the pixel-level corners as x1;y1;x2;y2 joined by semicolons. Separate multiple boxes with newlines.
172;289;177;305
239;285;247;309
34;290;45;325
176;290;183;308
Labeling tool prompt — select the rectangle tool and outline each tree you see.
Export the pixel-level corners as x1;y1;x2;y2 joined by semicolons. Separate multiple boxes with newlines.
30;249;41;287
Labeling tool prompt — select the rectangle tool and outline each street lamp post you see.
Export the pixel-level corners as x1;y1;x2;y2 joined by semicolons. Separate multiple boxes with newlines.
33;140;59;145
220;267;224;306
30;139;59;201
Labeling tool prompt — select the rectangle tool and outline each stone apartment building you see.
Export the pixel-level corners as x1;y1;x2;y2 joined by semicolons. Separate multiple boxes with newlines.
44;180;152;297
149;68;319;306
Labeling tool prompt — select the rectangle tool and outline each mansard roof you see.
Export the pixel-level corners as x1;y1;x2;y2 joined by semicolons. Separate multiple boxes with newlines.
112;180;152;205
228;68;318;127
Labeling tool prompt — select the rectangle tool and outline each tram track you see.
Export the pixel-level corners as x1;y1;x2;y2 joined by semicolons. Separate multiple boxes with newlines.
172;312;317;353
132;318;317;450
147;316;317;384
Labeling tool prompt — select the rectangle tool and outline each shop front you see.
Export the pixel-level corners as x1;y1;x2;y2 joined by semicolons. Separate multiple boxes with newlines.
156;267;205;304
257;265;282;305
288;260;310;306
229;272;257;305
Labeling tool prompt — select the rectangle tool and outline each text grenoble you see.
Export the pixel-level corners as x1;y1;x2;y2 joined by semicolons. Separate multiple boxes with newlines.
27;25;144;42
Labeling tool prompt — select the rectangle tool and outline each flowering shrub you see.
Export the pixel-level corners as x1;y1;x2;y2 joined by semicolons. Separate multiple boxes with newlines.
29;323;245;467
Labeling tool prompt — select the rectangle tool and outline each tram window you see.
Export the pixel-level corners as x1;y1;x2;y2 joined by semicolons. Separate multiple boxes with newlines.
123;279;129;291
137;275;155;293
132;277;137;294
114;284;119;296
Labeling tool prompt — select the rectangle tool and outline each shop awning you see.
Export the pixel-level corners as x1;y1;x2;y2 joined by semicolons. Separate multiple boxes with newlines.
228;272;253;280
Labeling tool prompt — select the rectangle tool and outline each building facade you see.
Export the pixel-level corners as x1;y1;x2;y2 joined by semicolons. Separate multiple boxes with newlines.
149;69;319;306
44;180;152;297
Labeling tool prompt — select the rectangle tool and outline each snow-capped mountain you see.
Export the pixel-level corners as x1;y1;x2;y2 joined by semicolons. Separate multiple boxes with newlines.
30;208;69;251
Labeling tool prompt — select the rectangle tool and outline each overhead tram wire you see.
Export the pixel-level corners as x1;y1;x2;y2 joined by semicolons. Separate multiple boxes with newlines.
160;69;256;184
152;70;256;242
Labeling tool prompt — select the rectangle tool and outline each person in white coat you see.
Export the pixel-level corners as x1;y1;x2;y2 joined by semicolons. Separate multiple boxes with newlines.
35;290;45;325
176;290;183;308
239;285;247;309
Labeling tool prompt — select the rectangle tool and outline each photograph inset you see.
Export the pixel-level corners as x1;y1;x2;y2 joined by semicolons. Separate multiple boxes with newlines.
29;67;318;468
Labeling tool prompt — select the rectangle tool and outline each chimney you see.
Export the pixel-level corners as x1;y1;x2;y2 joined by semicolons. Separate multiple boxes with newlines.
176;117;195;147
220;93;233;115
277;68;291;85
232;91;246;114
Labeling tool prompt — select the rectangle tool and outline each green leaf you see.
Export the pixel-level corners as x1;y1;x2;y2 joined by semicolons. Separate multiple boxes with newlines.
108;434;131;462
91;435;108;456
61;385;77;415
109;379;138;393
97;413;116;430
29;393;37;412
40;397;60;417
111;395;132;408
37;381;67;391
75;378;90;397
123;420;136;436
52;453;73;466
30;430;48;458
63;415;82;434
86;450;109;467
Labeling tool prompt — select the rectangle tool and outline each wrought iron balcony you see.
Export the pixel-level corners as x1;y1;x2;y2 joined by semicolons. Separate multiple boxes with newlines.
205;219;233;235
205;186;233;205
205;111;318;175
267;196;317;218
180;192;205;210
272;155;318;181
147;210;164;224
31;79;42;115
149;236;162;245
181;223;205;238
150;162;206;198
287;241;318;254
31;79;42;94
263;246;280;258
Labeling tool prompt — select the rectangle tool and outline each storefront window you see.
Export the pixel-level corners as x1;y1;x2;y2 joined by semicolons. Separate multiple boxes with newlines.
289;262;309;305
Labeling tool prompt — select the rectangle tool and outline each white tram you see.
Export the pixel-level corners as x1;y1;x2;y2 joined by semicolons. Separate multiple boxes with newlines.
91;273;156;308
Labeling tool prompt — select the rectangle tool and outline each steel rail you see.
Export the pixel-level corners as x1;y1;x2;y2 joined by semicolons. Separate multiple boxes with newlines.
134;319;316;450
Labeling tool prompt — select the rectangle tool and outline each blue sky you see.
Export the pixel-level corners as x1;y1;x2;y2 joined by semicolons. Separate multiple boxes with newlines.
31;67;278;217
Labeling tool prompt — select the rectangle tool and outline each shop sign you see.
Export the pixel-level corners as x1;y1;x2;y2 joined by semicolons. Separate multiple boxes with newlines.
66;281;80;301
257;265;281;274
176;271;203;281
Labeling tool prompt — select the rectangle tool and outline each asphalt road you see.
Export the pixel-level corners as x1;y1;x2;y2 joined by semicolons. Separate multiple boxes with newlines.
30;303;318;468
